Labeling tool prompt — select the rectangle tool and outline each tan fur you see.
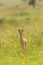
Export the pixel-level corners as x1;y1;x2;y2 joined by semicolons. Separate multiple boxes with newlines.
22;37;27;44
18;29;27;54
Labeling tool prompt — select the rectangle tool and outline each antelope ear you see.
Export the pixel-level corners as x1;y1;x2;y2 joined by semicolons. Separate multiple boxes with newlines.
22;29;24;32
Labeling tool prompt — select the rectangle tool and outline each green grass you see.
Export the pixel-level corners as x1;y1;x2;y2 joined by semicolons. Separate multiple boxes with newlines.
0;1;43;65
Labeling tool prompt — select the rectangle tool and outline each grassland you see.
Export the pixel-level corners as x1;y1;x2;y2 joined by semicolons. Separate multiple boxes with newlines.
0;1;43;65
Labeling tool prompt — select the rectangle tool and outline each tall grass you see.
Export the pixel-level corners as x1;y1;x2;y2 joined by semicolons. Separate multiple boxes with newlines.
0;2;43;65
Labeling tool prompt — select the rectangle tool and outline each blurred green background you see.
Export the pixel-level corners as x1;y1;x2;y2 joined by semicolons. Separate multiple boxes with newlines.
0;0;43;65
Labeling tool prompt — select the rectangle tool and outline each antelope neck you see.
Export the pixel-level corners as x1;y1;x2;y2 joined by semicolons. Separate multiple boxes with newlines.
20;33;23;42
